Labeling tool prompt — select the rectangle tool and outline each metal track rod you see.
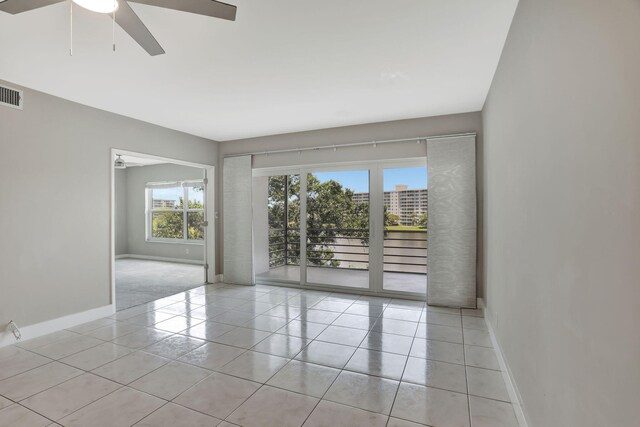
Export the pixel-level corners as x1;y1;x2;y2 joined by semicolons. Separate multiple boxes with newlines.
225;132;476;158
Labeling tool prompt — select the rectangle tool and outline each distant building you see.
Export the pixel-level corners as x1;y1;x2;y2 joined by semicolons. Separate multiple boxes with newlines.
351;192;370;204
353;185;427;225
153;199;176;209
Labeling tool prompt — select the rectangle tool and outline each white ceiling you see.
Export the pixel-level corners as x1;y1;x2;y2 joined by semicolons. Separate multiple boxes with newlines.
0;0;518;141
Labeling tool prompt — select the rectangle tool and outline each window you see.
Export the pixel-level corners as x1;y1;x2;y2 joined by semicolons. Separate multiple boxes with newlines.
146;181;205;243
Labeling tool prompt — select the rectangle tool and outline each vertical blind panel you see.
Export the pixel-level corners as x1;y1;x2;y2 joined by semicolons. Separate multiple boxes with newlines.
427;135;477;308
223;156;254;285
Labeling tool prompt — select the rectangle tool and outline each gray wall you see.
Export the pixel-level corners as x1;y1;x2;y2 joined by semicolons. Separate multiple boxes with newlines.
114;168;128;256
482;0;640;426
122;163;205;263
0;80;218;334
218;112;485;294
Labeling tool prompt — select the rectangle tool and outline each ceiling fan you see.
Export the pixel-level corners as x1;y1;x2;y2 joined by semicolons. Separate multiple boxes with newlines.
0;0;237;56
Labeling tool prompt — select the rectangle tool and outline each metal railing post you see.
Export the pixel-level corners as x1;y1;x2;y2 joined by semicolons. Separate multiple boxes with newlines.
284;176;289;266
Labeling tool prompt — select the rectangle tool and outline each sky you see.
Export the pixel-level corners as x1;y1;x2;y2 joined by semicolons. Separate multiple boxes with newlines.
314;167;427;193
152;186;203;204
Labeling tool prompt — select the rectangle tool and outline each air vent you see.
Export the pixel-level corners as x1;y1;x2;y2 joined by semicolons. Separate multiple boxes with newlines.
0;85;23;110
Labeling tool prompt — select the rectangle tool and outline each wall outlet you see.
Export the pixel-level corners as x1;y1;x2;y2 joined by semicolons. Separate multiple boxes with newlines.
9;320;22;341
185;248;190;255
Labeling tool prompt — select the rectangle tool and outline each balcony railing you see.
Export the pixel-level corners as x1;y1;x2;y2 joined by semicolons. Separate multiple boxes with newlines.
269;227;427;274
268;228;300;267
383;229;427;274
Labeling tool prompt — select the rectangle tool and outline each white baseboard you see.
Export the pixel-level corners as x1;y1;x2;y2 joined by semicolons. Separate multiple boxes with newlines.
0;304;115;349
205;274;223;284
484;308;530;427
116;254;204;265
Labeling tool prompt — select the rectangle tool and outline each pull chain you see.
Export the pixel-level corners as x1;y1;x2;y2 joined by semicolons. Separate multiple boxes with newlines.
112;0;116;52
69;0;73;56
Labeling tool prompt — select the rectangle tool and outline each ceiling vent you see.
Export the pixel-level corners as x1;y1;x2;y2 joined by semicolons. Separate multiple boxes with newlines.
0;85;23;110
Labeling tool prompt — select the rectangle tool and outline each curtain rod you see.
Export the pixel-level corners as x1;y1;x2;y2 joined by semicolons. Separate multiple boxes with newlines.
225;132;476;158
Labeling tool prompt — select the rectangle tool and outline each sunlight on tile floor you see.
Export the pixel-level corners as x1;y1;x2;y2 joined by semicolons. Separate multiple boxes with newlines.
0;283;519;427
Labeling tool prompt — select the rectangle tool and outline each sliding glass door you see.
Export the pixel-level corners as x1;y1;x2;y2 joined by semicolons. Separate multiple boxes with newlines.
305;169;370;289
381;166;428;295
253;159;426;297
253;174;301;284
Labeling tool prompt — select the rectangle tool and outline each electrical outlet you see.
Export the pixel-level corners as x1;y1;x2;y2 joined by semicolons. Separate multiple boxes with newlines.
9;320;22;341
185;248;190;254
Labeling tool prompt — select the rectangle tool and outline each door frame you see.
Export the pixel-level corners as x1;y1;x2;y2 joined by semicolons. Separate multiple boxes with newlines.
303;164;373;292
109;148;216;309
376;159;428;296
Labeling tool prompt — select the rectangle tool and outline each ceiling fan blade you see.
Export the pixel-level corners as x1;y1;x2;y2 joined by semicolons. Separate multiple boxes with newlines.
0;0;65;14
113;1;165;56
129;0;236;21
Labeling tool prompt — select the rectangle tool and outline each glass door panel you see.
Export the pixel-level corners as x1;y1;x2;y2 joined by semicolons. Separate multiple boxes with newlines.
254;174;301;284
382;167;428;294
305;170;370;289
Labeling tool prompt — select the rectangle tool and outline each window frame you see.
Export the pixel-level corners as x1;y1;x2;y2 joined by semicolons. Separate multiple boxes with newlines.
146;180;205;245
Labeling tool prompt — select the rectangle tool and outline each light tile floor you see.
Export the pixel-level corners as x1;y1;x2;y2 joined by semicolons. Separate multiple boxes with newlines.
0;283;520;427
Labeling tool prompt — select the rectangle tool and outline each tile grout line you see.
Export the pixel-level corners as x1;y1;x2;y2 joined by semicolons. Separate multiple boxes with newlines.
1;284;451;427
298;296;369;427
462;310;472;427
384;301;422;426
21;285;295;426
16;378;128;425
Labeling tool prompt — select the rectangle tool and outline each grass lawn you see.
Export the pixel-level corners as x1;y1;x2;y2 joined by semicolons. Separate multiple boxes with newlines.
385;226;426;231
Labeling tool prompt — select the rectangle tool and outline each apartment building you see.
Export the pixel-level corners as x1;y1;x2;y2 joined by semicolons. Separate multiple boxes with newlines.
353;185;428;225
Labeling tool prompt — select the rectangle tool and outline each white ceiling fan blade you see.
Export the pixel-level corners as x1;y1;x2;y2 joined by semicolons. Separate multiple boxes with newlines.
0;0;66;14
113;0;165;56
129;0;236;21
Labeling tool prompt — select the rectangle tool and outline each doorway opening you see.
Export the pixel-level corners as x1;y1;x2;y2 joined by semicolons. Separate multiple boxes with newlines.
110;150;215;311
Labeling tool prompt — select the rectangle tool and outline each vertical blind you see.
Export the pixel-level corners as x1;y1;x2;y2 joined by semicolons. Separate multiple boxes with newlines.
427;135;477;308
223;156;254;285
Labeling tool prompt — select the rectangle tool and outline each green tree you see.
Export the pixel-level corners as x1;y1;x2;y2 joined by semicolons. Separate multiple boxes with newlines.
152;185;206;241
268;175;300;266
417;211;428;229
152;199;184;239
409;212;420;226
387;213;400;226
268;174;380;268
187;186;205;240
306;175;369;267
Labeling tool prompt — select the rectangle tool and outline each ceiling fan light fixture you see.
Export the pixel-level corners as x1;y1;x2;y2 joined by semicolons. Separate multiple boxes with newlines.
72;0;119;14
114;154;126;169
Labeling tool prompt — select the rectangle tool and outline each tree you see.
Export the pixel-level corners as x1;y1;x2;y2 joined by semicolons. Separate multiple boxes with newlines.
387;213;400;226
152;209;184;239
152;185;205;240
187;186;205;240
417;211;428;229
268;174;373;268
268;175;300;266
409;212;420;226
306;175;369;267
